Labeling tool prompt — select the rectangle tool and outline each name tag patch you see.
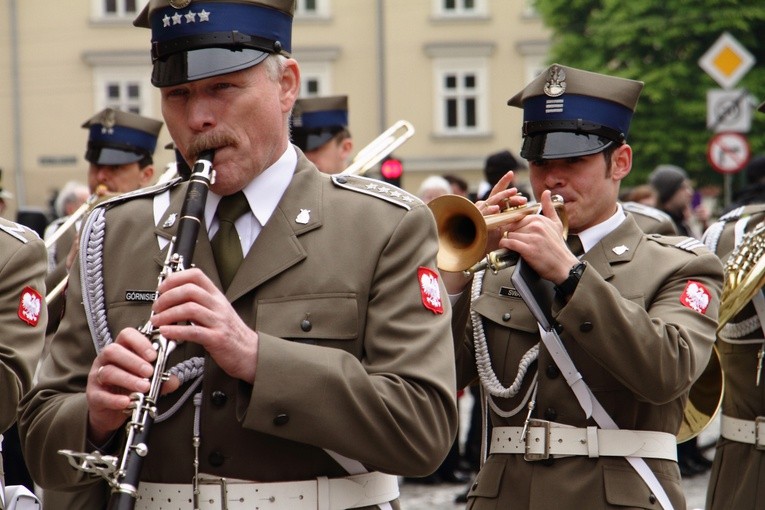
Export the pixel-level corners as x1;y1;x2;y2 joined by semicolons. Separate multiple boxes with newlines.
125;290;158;302
499;287;522;299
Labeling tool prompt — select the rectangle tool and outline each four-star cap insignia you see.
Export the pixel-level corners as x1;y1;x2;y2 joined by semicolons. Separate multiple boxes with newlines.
612;245;629;255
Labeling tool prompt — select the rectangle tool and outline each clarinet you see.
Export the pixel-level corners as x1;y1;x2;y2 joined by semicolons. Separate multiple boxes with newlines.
59;150;216;510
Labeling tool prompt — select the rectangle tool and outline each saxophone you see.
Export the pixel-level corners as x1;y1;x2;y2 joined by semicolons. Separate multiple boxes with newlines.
59;150;216;510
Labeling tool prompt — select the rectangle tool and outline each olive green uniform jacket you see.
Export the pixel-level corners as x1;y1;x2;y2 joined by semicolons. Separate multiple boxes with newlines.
453;215;722;510
0;219;47;489
44;219;76;337
20;152;458;509
703;204;765;510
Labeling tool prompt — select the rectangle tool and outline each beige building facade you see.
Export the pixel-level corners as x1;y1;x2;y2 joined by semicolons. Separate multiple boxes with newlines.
0;0;549;222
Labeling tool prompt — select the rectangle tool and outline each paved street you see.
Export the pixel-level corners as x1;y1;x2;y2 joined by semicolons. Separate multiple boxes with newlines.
399;394;718;509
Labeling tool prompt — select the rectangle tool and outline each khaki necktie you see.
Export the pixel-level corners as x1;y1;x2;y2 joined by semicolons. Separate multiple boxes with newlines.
211;192;250;290
567;234;584;258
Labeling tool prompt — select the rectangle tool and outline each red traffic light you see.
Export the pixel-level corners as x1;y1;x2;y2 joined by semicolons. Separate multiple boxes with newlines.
380;158;403;180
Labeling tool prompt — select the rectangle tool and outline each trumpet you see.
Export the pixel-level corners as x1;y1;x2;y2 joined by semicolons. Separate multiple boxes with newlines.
340;120;415;176
428;194;567;274
44;185;110;250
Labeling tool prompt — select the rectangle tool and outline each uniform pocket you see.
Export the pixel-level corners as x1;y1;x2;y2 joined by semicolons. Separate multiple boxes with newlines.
467;456;505;499
603;464;677;509
257;293;358;341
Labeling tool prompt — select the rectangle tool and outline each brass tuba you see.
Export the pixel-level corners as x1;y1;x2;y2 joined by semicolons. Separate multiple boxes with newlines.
717;221;765;330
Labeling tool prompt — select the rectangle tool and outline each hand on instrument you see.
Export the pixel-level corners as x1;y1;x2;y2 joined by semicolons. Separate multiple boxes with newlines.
86;329;159;445
498;190;578;285
474;171;527;253
150;268;259;385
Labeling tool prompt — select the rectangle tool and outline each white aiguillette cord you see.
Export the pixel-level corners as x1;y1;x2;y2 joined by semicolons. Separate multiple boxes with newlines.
538;325;674;510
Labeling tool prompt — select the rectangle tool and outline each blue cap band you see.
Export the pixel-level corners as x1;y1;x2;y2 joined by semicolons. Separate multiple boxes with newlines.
523;94;633;138
151;2;292;54
89;125;159;154
298;109;348;130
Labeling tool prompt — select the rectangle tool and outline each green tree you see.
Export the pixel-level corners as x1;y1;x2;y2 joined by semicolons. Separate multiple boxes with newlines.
534;0;765;198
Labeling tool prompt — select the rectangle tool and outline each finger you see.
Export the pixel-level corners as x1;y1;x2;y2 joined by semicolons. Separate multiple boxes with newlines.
490;171;516;197
92;363;152;394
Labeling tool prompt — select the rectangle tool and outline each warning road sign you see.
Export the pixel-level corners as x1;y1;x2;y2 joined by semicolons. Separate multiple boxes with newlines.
707;132;750;174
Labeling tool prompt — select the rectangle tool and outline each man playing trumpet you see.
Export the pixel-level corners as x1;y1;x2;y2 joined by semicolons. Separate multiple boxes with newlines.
443;64;723;509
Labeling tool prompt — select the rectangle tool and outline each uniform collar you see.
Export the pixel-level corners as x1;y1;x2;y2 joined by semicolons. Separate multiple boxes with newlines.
577;202;626;254
205;145;296;229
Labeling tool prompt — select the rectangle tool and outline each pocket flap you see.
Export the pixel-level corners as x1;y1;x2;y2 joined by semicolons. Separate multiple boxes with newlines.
257;294;358;340
603;464;674;508
473;292;538;333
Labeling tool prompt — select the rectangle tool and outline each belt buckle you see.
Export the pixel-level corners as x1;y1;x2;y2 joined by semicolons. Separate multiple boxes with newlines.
756;416;765;450
197;476;229;510
523;419;551;461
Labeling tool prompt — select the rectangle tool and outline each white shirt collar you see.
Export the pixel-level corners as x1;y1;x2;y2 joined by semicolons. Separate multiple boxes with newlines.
577;203;626;254
205;145;296;232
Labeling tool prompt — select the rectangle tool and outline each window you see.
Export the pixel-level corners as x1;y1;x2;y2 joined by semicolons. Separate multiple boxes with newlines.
295;0;330;19
297;61;333;98
94;67;153;116
434;59;488;135
92;0;144;19
433;0;487;18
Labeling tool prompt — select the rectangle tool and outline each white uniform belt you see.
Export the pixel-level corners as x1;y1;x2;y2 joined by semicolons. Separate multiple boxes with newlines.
720;414;765;449
489;422;678;461
135;471;399;510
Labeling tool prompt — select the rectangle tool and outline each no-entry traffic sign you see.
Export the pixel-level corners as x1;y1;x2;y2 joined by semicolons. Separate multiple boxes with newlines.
707;132;750;174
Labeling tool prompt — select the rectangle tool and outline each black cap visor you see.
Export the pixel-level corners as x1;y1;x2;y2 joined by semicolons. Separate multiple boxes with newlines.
520;132;615;161
153;47;269;87
293;129;339;153
86;146;145;166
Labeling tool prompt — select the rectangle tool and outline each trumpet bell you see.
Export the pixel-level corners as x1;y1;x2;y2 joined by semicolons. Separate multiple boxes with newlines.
428;194;488;272
428;194;566;273
677;345;724;443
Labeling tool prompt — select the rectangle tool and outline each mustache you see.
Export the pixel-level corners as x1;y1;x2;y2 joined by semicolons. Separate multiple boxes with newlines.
187;132;238;161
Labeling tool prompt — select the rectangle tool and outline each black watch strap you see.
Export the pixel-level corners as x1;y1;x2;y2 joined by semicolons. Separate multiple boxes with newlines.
555;262;586;301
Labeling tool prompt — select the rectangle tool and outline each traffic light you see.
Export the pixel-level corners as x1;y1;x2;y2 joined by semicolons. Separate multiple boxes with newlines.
380;156;403;187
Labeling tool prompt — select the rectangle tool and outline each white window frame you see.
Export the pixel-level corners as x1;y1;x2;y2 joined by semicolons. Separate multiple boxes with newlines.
93;67;154;117
297;62;333;98
91;0;147;20
433;58;488;136
432;0;487;18
295;0;331;19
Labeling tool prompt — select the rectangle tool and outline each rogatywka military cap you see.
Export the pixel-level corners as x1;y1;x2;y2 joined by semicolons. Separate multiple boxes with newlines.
134;0;295;87
82;108;164;166
508;63;644;161
291;95;349;152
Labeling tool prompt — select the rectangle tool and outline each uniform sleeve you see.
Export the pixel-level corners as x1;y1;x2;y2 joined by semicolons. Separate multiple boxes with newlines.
18;249;97;491
0;237;48;432
243;204;459;476
555;248;723;404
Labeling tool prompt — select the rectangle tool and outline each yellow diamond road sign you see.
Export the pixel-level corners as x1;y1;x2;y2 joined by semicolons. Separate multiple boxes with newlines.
699;32;755;89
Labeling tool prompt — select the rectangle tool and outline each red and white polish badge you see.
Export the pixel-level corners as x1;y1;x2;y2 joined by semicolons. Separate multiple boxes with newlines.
418;267;444;314
680;280;710;315
18;286;42;326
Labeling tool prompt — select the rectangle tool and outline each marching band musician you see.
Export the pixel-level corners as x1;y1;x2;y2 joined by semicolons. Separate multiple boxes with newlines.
291;95;354;174
44;108;164;335
0;217;47;506
20;2;457;510
701;101;765;509
443;64;723;509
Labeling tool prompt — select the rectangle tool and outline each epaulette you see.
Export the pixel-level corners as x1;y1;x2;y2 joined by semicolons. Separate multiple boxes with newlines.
93;177;183;211
622;201;673;223
646;234;710;255
0;219;39;244
331;174;420;210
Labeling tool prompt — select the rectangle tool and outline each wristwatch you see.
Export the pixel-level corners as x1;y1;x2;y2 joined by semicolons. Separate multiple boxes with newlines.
555;262;586;302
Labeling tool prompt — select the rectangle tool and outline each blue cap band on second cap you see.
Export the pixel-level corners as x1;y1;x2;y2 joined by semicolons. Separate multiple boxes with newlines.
151;2;292;54
89;125;158;154
299;109;348;130
523;94;633;138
